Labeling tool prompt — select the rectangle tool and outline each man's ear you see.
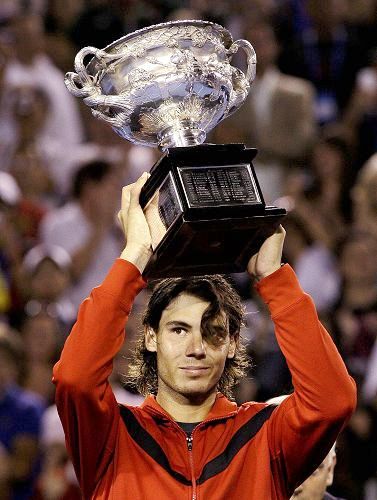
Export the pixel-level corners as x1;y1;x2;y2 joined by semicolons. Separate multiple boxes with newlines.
145;327;157;352
227;336;236;359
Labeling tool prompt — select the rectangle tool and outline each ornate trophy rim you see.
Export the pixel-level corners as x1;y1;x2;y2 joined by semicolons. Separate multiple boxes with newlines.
98;19;233;54
85;19;234;78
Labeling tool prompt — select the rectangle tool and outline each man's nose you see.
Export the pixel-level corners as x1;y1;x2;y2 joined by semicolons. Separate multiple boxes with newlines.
186;332;206;358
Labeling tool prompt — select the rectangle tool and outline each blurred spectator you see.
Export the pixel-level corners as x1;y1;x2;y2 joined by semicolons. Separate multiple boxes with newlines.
0;84;49;168
32;404;81;499
0;169;48;318
40;159;123;312
333;404;377;498
0;171;23;316
0;441;10;499
167;7;201;22
0;324;45;500
282;212;341;317
69;0;124;49
352;153;377;237
363;335;377;406
278;0;364;124
331;231;377;384
285;134;355;251
343;48;377;167
0;83;73;201
44;0;84;34
213;20;317;203
22;244;74;329
0;13;84;149
20;312;62;405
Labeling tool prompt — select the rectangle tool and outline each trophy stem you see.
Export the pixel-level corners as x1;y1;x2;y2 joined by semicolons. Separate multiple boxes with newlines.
158;124;206;150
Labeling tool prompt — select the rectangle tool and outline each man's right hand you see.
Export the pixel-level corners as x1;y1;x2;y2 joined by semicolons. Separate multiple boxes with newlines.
118;173;153;273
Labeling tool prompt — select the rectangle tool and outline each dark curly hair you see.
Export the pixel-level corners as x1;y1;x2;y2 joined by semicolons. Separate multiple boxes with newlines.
126;274;251;399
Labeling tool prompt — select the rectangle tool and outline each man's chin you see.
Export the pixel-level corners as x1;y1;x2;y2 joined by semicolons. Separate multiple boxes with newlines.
178;381;217;400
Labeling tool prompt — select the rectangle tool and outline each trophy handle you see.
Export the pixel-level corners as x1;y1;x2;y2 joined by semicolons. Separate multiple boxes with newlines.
225;39;256;117
65;46;107;97
64;46;131;128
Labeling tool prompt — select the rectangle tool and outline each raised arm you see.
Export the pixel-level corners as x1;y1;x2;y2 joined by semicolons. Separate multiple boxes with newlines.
248;228;356;494
53;174;152;497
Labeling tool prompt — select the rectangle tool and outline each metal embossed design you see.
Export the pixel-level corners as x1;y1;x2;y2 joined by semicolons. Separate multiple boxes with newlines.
65;20;256;149
139;95;209;135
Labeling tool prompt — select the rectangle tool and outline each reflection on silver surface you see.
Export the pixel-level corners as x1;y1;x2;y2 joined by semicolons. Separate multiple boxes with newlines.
144;173;183;250
65;20;256;150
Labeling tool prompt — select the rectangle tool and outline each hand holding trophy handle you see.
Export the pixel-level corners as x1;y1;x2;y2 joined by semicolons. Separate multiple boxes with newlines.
225;39;257;117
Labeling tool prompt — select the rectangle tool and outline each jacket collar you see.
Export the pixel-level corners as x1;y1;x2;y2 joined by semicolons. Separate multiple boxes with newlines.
141;392;238;423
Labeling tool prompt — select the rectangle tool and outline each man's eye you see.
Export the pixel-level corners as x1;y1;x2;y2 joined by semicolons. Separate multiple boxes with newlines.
172;327;186;335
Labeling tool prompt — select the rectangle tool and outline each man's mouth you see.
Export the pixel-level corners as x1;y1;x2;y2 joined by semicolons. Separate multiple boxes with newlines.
180;366;210;374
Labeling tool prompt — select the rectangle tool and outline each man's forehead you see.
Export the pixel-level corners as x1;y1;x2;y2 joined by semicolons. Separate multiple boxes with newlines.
164;293;209;311
161;293;227;322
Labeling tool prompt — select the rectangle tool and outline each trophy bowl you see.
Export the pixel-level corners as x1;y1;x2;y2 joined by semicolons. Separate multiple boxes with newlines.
65;20;256;150
65;20;286;278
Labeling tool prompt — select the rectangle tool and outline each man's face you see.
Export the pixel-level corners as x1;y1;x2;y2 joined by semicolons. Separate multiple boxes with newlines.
290;451;336;500
146;293;236;401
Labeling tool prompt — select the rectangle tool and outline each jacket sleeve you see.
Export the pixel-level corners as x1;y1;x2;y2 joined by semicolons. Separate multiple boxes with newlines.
255;264;356;494
52;259;146;498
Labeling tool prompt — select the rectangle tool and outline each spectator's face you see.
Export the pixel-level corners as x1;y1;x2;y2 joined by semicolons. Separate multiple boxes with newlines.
86;171;121;220
0;350;18;388
340;238;377;283
145;293;236;401
11;151;52;198
9;14;44;63
10;85;49;132
312;143;344;180
30;260;70;301
247;25;278;72
22;314;59;364
290;451;336;500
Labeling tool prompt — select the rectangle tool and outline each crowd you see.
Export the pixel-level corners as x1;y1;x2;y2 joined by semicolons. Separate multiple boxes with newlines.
0;1;376;499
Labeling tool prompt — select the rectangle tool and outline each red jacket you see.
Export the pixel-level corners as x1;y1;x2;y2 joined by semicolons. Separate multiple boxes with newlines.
53;260;356;499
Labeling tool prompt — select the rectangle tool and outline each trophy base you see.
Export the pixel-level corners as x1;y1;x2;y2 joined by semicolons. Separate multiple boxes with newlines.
139;144;286;279
143;206;285;278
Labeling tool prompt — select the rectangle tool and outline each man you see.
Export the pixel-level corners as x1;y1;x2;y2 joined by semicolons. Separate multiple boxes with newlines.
53;174;356;499
291;445;343;500
40;159;122;313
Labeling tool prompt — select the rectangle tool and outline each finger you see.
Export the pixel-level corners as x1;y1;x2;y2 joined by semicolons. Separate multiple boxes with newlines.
129;172;150;208
266;225;286;243
121;184;132;213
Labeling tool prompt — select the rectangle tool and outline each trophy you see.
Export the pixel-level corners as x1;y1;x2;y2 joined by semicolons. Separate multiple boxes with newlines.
65;20;286;278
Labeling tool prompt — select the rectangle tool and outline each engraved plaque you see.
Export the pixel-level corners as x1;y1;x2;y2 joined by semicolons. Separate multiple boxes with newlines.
144;172;183;250
178;164;260;208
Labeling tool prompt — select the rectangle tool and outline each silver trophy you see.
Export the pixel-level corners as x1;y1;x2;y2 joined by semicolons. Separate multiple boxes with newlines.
65;20;285;278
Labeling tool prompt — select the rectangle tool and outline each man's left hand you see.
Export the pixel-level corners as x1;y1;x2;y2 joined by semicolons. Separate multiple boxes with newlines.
247;225;286;280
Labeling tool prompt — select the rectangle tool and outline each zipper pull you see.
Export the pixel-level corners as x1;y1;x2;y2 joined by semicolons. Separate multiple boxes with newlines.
186;434;193;451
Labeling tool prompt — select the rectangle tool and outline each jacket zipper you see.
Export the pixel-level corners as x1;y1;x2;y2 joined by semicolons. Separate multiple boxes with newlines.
186;434;197;500
183;414;237;500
